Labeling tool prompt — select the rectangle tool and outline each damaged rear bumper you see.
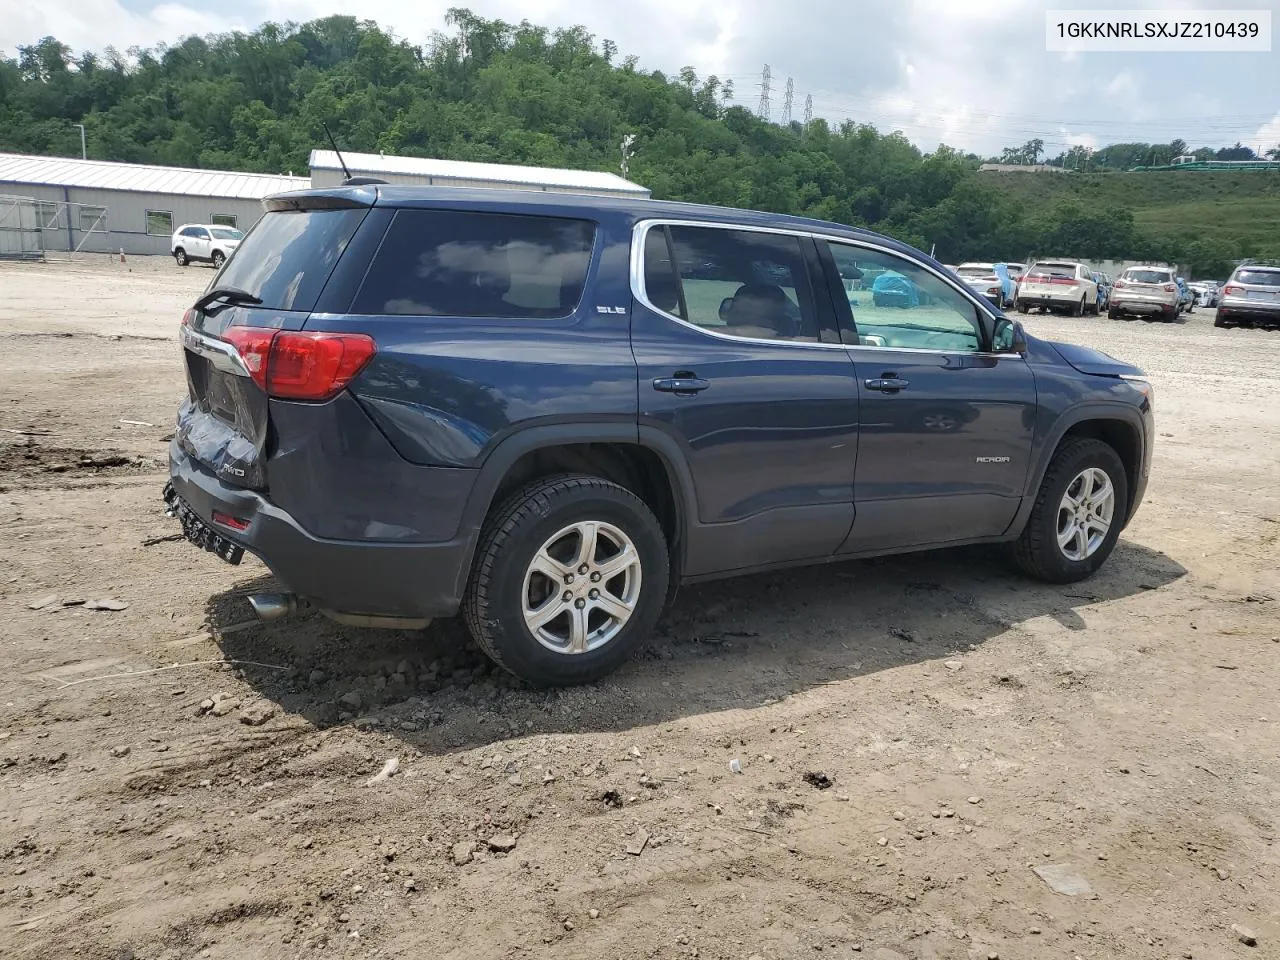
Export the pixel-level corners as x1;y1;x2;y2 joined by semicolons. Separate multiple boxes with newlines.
166;441;471;619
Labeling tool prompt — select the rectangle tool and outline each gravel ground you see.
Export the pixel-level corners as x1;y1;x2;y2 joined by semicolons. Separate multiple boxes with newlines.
1;257;1278;960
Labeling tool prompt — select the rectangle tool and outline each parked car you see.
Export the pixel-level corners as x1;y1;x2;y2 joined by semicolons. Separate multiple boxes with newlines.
1015;260;1100;316
1216;263;1280;329
171;224;244;268
1174;277;1194;314
163;186;1154;686
955;262;1015;308
1108;265;1179;321
870;271;920;308
1188;280;1220;307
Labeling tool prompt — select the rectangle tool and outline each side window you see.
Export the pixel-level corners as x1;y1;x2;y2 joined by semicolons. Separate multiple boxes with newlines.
825;242;985;353
196;228;211;239
658;225;821;343
352;210;596;319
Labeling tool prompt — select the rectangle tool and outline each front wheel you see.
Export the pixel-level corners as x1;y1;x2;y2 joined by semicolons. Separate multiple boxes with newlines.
211;250;226;268
463;475;669;687
1013;438;1128;583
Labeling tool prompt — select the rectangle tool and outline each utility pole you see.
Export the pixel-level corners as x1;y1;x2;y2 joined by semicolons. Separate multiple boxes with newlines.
620;134;636;180
73;123;86;159
757;64;771;121
781;78;794;125
803;94;813;128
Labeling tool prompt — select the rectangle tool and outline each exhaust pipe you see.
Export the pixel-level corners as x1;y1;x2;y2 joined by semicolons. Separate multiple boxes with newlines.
247;592;307;622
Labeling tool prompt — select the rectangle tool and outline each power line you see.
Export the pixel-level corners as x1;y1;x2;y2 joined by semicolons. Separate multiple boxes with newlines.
757;64;771;121
782;77;794;125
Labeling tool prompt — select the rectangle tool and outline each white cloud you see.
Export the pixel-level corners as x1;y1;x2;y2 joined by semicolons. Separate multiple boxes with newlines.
0;0;239;54
1255;114;1280;153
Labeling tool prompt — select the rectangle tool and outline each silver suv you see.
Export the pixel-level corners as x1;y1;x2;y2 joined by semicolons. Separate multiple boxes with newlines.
1108;265;1178;322
1216;263;1280;329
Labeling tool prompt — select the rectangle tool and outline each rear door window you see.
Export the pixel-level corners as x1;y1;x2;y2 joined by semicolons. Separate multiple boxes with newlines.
648;224;823;343
213;208;367;312
352;210;596;318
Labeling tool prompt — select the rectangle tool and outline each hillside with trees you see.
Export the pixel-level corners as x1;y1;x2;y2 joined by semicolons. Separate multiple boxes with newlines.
2;9;1276;276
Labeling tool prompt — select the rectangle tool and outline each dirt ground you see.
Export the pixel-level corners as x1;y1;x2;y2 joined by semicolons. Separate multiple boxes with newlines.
1;256;1277;960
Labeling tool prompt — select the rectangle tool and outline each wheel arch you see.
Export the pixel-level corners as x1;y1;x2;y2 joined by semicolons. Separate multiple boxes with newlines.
1012;404;1146;535
457;424;697;584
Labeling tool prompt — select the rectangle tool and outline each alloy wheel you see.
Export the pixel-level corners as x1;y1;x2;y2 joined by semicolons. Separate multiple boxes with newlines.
521;520;642;655
1056;467;1115;561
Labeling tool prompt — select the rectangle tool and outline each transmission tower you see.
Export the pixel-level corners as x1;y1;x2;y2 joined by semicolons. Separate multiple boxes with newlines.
757;64;771;120
782;78;794;125
803;94;813;127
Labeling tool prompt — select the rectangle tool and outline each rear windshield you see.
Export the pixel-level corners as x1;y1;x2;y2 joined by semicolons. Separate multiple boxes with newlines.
211;208;366;312
1123;269;1172;284
956;266;992;277
1235;269;1280;287
1027;262;1077;278
353;210;596;318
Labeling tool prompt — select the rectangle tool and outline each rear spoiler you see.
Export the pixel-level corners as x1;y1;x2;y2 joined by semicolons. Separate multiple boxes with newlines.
263;185;379;212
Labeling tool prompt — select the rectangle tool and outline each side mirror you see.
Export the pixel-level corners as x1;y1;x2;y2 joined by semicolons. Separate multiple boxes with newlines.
718;297;734;321
994;318;1028;354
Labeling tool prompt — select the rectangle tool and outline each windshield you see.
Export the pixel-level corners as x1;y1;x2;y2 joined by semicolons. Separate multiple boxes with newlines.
956;266;993;277
1236;269;1280;287
1124;270;1172;284
210;227;244;240
210;208;366;311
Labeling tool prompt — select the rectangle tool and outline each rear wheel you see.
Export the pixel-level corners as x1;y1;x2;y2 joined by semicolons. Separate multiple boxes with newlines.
1013;438;1127;584
211;250;226;268
174;248;188;267
1073;296;1085;317
1015;300;1029;314
1107;307;1119;320
463;475;669;687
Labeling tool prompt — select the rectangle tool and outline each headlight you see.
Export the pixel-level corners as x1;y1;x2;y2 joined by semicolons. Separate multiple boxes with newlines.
1121;374;1153;404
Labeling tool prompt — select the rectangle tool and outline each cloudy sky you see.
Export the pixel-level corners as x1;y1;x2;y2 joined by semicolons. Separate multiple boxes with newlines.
1;0;1277;156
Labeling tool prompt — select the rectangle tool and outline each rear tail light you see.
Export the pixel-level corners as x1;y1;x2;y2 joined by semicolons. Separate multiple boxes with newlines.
220;327;376;401
1113;280;1126;288
181;308;194;328
1223;285;1242;296
1163;284;1176;292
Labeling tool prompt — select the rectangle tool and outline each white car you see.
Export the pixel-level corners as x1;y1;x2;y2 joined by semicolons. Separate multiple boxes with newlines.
954;262;1014;308
1108;266;1179;321
1188;281;1220;307
1015;260;1099;316
171;224;244;268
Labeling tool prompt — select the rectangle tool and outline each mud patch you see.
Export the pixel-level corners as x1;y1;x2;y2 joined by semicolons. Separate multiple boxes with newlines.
0;441;160;485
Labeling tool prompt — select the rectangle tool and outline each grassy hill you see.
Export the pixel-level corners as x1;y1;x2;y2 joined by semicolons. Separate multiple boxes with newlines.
983;170;1280;254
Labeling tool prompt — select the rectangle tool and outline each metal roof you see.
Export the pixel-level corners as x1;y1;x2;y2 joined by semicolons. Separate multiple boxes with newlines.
309;150;649;195
0;152;309;199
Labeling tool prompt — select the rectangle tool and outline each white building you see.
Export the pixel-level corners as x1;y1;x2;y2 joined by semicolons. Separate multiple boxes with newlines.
308;149;650;198
0;152;307;257
0;149;650;259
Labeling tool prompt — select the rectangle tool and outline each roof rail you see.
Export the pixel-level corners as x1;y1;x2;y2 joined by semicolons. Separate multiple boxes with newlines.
1238;258;1280;268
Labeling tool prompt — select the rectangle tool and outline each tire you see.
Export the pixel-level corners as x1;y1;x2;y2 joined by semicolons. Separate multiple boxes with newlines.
463;475;670;687
211;250;226;268
174;248;188;266
1107;307;1118;320
1016;300;1029;314
1073;296;1085;317
1013;438;1128;584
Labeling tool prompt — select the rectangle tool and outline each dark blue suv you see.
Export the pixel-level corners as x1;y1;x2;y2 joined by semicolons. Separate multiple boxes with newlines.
165;185;1154;686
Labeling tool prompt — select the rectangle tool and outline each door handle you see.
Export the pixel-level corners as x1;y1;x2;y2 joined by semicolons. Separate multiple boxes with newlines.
865;377;910;393
653;376;710;396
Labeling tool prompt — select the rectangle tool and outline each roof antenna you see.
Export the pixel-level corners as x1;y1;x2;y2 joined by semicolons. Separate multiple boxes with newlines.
321;123;386;186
